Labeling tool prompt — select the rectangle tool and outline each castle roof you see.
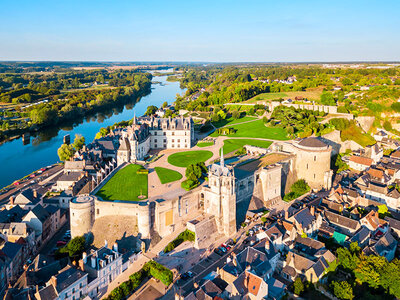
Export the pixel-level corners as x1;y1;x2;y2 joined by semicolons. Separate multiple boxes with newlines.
298;137;327;148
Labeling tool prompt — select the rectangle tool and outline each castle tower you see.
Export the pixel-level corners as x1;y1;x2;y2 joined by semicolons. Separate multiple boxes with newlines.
204;150;237;236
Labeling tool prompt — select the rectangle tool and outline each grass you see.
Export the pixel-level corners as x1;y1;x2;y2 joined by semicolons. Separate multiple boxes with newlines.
341;124;376;147
96;164;147;201
154;167;183;184
210;119;288;140
196;141;214;147
212;116;257;128
222;139;272;154
167;150;213;167
246;88;324;103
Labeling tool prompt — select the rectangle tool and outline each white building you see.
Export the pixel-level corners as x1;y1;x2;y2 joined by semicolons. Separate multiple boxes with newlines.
117;115;194;164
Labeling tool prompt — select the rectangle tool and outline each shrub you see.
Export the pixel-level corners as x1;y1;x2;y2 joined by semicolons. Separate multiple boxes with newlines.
136;167;149;174
164;230;195;253
283;179;310;201
143;260;173;286
181;179;199;191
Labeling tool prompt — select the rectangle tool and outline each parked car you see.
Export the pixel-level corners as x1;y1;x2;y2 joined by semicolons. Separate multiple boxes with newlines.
56;241;67;247
214;248;224;256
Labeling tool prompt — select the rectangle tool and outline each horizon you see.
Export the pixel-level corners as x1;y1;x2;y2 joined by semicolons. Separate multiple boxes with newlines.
1;0;399;62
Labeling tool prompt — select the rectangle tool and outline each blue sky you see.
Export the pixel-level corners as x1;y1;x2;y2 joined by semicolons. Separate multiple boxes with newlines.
0;0;399;62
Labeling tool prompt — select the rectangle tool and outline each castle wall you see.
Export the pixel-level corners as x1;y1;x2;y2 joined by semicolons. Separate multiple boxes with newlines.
259;164;282;203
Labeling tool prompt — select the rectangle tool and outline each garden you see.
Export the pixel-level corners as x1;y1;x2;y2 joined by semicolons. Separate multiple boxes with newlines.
222;138;272;154
96;164;148;201
154;167;183;184
167;150;213;168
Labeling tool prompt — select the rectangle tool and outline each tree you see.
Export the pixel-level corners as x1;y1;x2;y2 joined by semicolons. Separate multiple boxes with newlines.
162;101;168;108
145;105;158;116
331;281;354;300
57;144;74;161
293;277;304;295
63;236;86;257
72;134;85;151
321;92;336;105
232;110;241;119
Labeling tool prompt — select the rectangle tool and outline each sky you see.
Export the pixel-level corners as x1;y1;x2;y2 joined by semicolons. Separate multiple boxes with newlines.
0;0;399;62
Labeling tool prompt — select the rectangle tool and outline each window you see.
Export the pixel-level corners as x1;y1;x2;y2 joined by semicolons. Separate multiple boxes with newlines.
163;132;166;135
178;139;180;143
172;139;174;142
306;163;308;169
154;132;157;135
314;155;316;161
172;132;175;136
97;209;100;215
164;139;166;143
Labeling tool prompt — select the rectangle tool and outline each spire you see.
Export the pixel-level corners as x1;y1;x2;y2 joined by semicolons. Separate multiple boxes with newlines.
220;147;224;167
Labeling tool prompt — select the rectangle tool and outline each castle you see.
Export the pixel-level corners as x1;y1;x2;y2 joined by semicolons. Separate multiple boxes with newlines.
117;115;194;164
70;133;333;243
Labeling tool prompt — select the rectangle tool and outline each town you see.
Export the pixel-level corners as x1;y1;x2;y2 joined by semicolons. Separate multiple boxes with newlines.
1;89;400;299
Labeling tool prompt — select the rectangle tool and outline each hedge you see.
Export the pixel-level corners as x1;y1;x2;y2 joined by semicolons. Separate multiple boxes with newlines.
164;229;195;253
104;260;173;300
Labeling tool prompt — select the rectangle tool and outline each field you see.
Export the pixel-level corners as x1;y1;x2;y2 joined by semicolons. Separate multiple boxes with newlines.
222;139;272;154
96;164;148;201
196;141;214;147
167;150;213;167
212;116;257;128
210;119;288;140
246;88;323;103
154;167;183;184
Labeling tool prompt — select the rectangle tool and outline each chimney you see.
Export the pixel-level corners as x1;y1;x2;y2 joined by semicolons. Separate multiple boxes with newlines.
310;206;315;216
82;252;87;264
10;196;15;205
78;259;84;271
51;276;57;288
105;240;108;248
284;210;289;220
33;190;38;199
91;256;96;269
232;253;237;266
113;243;118;253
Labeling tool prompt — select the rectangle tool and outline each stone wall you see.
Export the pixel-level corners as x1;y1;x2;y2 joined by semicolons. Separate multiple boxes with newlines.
356;116;375;132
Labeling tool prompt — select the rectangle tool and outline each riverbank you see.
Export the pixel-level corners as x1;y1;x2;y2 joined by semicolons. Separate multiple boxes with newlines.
0;74;185;188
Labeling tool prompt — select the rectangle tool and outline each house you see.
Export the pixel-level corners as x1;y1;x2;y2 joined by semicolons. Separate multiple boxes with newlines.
219;247;273;285
54;171;88;192
363;231;397;261
22;204;52;247
349;156;373;171
1;241;23;284
282;250;335;283
8;189;42;210
360;210;386;231
348;226;371;248
231;270;268;300
365;144;383;163
266;277;286;300
385;216;400;238
374;130;388;142
81;243;123;299
324;210;360;236
35;265;88;300
288;207;322;236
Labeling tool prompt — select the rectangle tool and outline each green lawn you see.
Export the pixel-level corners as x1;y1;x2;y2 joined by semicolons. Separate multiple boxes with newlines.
154;167;183;184
196;141;214;147
96;164;148;201
222;139;272;154
247;92;289;103
211;119;288;140
212;116;257;128
167;150;213;167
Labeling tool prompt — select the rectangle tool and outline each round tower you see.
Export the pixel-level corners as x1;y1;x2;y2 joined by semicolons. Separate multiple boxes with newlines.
70;195;95;238
137;202;151;238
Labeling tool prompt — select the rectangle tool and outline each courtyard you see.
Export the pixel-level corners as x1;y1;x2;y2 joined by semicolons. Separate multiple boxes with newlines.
96;164;148;201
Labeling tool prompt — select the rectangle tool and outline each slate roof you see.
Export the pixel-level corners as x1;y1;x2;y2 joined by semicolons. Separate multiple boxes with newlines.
286;251;314;273
14;188;41;205
58;171;84;182
325;210;360;232
2;241;22;260
30;205;51;223
292;207;315;229
385;216;400;231
36;284;58;300
349;226;371;245
54;265;87;293
298;137;327;148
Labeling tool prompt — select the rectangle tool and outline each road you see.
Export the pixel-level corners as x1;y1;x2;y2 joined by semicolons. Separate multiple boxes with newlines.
0;164;63;205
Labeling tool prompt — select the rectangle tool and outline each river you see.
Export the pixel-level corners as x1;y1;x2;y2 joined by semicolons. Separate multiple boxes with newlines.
0;73;185;188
